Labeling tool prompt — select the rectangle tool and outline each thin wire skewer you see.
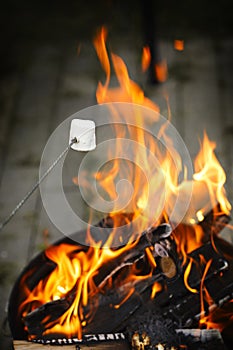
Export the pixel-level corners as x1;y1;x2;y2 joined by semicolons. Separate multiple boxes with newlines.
0;137;78;232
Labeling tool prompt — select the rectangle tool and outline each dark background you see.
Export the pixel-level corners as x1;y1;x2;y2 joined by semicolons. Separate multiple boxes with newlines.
1;0;233;79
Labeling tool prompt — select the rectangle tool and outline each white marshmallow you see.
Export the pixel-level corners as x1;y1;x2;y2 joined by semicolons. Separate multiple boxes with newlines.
69;119;96;151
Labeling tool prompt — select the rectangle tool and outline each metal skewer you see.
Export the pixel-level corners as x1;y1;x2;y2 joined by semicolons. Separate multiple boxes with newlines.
0;137;78;232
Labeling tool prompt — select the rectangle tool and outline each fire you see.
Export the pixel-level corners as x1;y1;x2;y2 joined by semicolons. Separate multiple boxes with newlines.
154;60;168;83
18;26;232;341
20;239;150;339
174;39;184;51
183;258;198;294
193;131;231;216
199;258;214;328
141;46;151;72
94;27;159;111
151;281;162;299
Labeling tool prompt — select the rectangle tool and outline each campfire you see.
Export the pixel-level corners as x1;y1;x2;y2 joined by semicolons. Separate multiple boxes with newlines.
8;28;233;349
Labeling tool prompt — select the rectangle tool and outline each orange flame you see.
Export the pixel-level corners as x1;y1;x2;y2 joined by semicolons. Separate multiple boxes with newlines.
20;240;154;339
193;132;231;216
151;281;162;299
141;46;151;72
199;258;214;328
183;258;198;294
18;26;232;340
155;60;168;83
94;28;159;111
174;40;184;51
199;299;233;332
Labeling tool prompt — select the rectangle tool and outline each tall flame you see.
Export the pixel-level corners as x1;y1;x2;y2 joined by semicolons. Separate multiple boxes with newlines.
94;28;159;111
18;26;232;341
193;132;231;215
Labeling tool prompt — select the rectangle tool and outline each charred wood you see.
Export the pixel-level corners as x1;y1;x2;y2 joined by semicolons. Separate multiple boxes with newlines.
199;204;231;238
23;296;74;338
22;238;233;340
8;213;233;345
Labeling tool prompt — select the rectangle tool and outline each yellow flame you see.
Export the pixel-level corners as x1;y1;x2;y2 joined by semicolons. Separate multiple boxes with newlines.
18;26;232;341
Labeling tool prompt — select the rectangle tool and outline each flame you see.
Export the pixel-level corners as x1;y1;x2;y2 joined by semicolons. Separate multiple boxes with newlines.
173;224;205;263
154;60;168;83
174;40;184;51
89;27;231;237
141;46;151;72
183;258;198;293
193;132;231;216
151;281;162;299
18;26;232;340
145;247;157;269
199;299;233;332
199;258;214;327
20;236;155;339
94;28;159;111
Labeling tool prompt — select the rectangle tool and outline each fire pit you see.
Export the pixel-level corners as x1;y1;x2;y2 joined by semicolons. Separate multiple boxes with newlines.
8;212;233;349
7;28;233;349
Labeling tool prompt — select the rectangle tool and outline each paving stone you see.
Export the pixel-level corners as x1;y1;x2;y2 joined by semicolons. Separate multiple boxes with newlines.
0;76;20;182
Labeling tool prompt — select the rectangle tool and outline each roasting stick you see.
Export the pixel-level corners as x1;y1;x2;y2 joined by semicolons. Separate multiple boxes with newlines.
0;118;96;232
0;137;78;232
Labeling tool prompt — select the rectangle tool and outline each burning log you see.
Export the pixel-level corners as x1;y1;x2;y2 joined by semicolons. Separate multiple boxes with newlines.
23;297;74;338
8;209;233;346
19;221;233;341
199;204;231;237
7;24;233;350
22;222;174;338
158;238;233;328
92;221;174;287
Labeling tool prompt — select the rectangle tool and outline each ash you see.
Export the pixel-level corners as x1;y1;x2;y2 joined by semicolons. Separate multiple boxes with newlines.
126;310;225;349
126;310;180;348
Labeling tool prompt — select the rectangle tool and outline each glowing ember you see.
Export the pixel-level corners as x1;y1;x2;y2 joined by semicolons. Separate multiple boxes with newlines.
174;39;184;51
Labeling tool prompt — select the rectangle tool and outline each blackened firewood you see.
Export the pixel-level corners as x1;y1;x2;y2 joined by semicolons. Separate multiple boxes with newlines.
23;295;74;337
10;210;233;345
23;234;232;339
94;214;171;248
93;223;172;288
23;271;163;339
83;274;164;335
123;238;233;334
26;260;57;291
158;240;233;329
199;204;231;238
19;222;174;340
127;309;226;349
127;310;181;348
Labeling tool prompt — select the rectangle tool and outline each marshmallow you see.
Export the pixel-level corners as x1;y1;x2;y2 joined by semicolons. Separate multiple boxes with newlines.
69;119;96;151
